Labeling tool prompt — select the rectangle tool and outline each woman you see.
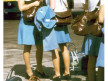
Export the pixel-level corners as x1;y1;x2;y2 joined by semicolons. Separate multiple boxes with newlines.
18;0;45;78
49;0;71;80
96;0;104;81
81;0;101;81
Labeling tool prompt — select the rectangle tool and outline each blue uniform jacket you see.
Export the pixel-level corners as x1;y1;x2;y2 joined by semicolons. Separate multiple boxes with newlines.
34;6;59;51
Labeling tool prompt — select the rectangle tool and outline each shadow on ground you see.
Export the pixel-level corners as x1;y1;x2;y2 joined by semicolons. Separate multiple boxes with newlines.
6;64;88;81
8;64;54;79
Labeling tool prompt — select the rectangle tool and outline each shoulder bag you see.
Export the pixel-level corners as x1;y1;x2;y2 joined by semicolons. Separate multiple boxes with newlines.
72;13;89;36
72;0;103;37
54;0;73;25
55;10;73;25
23;0;42;22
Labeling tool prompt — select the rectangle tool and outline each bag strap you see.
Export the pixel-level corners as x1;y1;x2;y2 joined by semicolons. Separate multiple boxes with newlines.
62;0;74;9
62;0;68;9
67;0;74;9
68;43;77;53
85;0;88;12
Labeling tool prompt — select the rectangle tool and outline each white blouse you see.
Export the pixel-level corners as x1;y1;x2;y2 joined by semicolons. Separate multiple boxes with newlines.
100;0;104;5
88;0;99;11
81;0;100;11
45;0;68;12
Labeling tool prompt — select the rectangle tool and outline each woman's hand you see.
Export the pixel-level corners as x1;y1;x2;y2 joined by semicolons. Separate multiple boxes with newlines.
18;0;42;11
50;0;55;10
33;1;41;6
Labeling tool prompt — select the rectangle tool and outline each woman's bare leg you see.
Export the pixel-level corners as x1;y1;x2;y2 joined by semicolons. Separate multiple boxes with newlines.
23;45;33;76
59;43;70;76
88;56;97;81
52;49;60;78
97;67;104;81
35;45;43;73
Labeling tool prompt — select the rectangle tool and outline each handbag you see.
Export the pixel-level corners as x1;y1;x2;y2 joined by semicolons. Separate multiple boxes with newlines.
87;18;103;37
72;0;103;37
23;0;42;22
54;0;73;25
72;13;89;36
55;10;73;25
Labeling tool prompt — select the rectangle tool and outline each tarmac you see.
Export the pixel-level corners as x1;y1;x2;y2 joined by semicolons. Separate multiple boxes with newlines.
3;0;89;81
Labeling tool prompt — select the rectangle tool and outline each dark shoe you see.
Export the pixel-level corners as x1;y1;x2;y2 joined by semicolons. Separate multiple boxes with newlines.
26;73;33;79
53;76;61;81
62;74;71;80
35;70;49;78
26;69;34;79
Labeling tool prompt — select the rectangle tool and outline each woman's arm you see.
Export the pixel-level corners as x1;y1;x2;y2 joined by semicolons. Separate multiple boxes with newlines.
98;4;104;23
50;0;55;10
18;0;41;12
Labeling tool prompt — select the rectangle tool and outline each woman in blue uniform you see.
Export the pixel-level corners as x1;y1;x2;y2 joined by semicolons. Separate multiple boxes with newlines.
81;0;101;81
96;0;104;81
49;0;71;80
18;0;45;78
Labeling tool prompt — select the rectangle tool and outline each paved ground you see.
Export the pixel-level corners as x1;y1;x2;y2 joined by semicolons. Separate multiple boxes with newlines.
3;1;90;81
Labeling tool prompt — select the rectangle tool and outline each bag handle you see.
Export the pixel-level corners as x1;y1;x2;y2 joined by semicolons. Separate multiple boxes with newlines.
68;43;77;53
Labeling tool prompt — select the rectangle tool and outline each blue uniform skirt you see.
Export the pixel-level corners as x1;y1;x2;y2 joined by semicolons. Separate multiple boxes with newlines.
18;18;71;45
96;27;104;67
18;18;42;45
81;35;101;56
54;25;71;43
